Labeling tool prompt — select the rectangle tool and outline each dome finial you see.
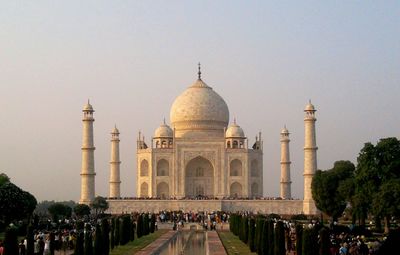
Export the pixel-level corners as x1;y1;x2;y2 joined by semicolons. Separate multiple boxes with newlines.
233;116;236;124
198;62;201;80
163;117;166;125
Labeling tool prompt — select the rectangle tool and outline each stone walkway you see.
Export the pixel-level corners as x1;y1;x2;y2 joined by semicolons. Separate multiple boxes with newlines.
207;231;228;255
135;230;178;255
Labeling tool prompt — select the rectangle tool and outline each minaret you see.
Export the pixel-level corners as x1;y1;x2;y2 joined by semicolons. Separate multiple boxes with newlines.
280;126;292;199
303;101;318;214
79;100;96;205
109;126;121;198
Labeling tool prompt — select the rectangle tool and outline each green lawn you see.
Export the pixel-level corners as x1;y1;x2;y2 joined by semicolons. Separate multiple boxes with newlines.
217;231;257;255
110;229;168;255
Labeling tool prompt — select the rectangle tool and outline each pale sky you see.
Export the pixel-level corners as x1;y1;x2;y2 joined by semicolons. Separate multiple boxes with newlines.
0;1;399;202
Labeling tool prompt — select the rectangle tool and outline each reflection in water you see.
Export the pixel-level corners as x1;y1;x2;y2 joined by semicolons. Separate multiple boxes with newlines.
156;231;207;255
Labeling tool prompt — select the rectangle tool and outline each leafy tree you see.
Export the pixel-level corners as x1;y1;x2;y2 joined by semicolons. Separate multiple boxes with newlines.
74;204;91;218
355;137;400;231
0;182;37;224
372;178;400;231
312;160;355;221
48;203;72;221
91;196;109;217
0;173;10;187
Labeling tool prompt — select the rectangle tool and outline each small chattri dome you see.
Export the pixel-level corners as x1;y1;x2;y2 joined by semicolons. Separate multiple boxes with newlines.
83;100;94;111
225;120;245;138
304;100;316;111
154;121;173;138
112;126;119;134
281;126;289;134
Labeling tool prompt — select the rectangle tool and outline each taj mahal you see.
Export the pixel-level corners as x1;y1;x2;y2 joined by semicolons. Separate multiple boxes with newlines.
79;66;319;215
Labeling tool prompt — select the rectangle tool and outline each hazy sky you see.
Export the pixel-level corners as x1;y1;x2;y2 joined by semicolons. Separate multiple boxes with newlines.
1;1;399;202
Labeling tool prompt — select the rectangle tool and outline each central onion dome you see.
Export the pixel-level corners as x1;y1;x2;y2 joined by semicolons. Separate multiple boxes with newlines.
170;68;229;138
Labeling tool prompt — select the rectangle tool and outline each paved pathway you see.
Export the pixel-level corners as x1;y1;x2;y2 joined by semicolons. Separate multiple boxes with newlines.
207;231;228;255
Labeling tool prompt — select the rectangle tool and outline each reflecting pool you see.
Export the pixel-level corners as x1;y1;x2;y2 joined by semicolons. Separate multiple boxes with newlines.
156;230;207;255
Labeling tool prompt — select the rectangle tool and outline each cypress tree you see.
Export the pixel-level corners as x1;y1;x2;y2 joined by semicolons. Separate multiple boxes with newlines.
75;221;84;255
230;214;235;235
260;220;268;255
137;214;143;238
318;227;330;255
256;219;265;254
150;214;156;233
93;224;102;255
49;232;55;255
267;220;274;255
110;218;115;250
101;218;110;255
84;224;93;255
119;216;125;245
4;226;18;255
274;221;285;255
143;213;150;236
241;217;249;244
129;218;135;241
236;215;242;238
120;215;131;245
302;227;318;255
114;217;120;247
248;218;256;252
295;224;303;255
26;224;34;255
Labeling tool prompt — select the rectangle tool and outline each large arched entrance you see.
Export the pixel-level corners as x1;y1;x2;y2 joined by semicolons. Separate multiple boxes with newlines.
185;156;214;197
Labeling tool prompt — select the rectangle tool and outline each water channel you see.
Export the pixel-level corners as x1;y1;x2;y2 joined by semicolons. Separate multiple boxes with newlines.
156;230;207;255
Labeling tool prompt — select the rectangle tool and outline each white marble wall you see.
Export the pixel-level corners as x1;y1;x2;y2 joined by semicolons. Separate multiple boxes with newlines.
107;199;305;215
